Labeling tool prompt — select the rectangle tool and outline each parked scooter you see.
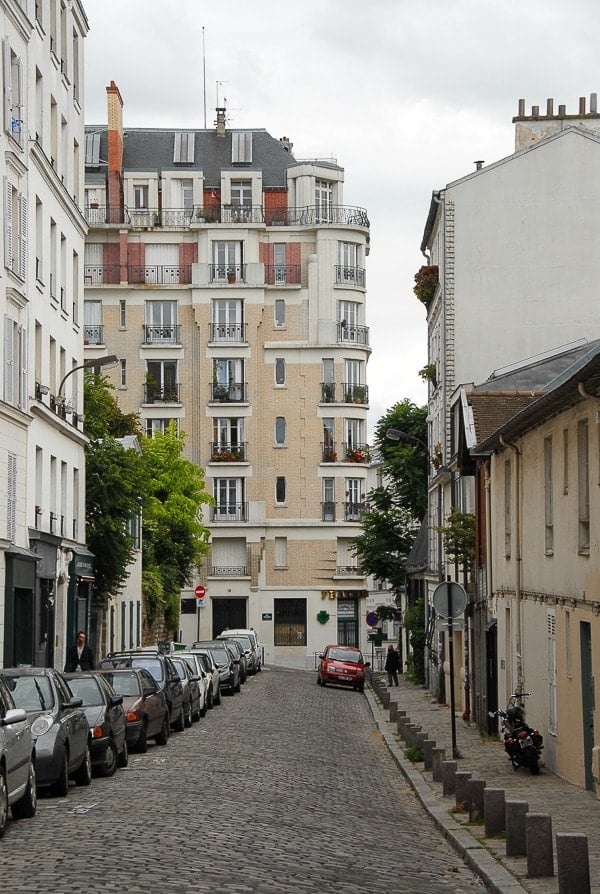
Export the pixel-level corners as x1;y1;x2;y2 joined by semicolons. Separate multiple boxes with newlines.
489;692;543;775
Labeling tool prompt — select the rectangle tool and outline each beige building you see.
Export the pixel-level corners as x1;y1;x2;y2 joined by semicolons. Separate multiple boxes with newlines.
84;84;372;667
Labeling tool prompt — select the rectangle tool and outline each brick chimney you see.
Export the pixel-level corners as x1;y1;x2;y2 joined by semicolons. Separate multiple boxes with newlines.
106;80;124;213
513;93;600;151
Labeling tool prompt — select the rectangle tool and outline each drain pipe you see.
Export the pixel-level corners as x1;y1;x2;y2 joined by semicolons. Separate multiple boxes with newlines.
499;435;524;691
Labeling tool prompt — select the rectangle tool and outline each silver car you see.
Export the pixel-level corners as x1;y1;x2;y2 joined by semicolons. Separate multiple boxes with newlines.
178;650;221;706
0;675;37;834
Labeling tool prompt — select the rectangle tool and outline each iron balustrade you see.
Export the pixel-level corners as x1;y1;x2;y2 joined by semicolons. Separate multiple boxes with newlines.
344;501;366;521
264;265;301;285
84;264;121;285
143;324;181;344
321;382;337;403
84;204;369;229
266;206;369;227
210;382;246;402
210;322;247;343
84;206;126;225
337;322;370;345
343;443;370;464
210;264;246;284
221;205;264;224
336;565;362;575
129;265;191;285
144;383;181;403
210;442;247;462
321;442;338;463
210;565;248;576
322;501;336;522
211;503;248;522
335;265;366;287
84;324;104;345
342;382;369;404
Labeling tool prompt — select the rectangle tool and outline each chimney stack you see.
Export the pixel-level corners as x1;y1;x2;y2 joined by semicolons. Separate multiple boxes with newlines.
106;80;124;212
474;160;484;171
215;107;226;137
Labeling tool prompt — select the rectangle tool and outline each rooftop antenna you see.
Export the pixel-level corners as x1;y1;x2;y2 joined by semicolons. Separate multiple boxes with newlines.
202;27;207;128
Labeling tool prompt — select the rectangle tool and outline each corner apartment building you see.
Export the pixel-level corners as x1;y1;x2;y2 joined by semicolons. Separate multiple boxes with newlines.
1;0;89;670
84;83;371;668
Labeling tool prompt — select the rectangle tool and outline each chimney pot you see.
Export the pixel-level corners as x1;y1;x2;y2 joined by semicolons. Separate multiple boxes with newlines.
546;98;554;116
532;105;539;117
474;160;484;171
591;93;598;113
558;104;566;115
518;99;525;116
579;96;586;115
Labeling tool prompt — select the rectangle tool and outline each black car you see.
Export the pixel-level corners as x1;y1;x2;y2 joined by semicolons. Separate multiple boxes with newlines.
171;657;203;725
95;668;170;752
99;651;185;732
191;641;241;695
65;673;128;777
0;668;91;796
218;638;248;683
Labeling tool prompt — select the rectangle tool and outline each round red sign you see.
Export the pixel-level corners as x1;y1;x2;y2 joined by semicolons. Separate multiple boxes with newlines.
194;585;206;599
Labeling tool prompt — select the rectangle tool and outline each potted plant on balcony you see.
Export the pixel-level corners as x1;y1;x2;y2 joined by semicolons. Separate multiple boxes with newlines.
322;383;335;403
431;442;443;470
413;265;439;310
227;268;236;284
352;385;367;404
419;362;438;389
322;447;337;462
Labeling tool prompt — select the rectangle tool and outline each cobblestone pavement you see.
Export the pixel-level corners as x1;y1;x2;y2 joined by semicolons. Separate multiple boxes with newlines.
0;666;486;894
369;672;600;894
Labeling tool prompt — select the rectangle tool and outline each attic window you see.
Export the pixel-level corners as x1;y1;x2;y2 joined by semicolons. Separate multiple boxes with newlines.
174;132;195;163
232;131;252;163
85;131;100;166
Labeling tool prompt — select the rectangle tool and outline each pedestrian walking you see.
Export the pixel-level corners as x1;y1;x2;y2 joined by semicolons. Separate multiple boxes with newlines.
385;644;400;686
64;630;95;672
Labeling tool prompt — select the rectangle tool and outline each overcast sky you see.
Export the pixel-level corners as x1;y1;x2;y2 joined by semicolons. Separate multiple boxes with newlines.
83;0;600;434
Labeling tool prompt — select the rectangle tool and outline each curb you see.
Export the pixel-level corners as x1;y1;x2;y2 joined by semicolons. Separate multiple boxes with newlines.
366;686;529;894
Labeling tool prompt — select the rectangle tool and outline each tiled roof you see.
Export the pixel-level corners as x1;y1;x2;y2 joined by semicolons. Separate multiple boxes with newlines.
468;392;541;443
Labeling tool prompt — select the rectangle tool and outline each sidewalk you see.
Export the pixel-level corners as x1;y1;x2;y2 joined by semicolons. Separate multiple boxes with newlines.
367;673;600;894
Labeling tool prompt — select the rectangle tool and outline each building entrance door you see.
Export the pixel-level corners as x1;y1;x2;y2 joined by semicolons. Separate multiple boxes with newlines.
212;599;247;637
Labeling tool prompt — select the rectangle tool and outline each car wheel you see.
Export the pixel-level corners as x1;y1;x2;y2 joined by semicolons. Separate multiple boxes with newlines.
117;740;129;769
12;760;37;820
0;768;8;836
155;715;169;746
136;720;148;753
173;705;185;733
184;702;193;728
51;750;69;797
75;743;92;786
357;684;365;693
234;677;241;693
317;675;321;685
213;687;222;706
99;739;118;778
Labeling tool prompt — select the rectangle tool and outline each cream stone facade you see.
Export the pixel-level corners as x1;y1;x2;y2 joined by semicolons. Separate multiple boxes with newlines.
84;86;372;667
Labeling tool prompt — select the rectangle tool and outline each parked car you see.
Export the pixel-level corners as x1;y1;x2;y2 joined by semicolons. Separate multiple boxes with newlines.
218;628;262;672
99;651;185;732
170;657;203;725
65;673;128;777
191;640;240;695
0;675;37;833
219;638;248;683
317;645;367;692
179;651;221;707
95;667;169;752
0;668;91;795
217;631;259;675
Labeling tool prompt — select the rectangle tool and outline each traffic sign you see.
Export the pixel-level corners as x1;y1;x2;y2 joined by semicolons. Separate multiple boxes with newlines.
432;581;467;619
366;611;379;627
194;585;206;599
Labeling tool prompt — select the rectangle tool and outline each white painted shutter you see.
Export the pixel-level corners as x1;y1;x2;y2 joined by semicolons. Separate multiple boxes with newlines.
19;193;27;279
2;39;11;134
4;314;14;403
4;177;12;270
18;323;27;410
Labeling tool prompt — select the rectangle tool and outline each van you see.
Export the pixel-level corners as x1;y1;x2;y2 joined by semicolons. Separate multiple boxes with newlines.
218;628;262;673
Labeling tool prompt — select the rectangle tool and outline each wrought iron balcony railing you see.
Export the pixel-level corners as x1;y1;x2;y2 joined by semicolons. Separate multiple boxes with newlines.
84;324;104;345
129;265;191;285
210;382;246;402
210;565;248;576
143;384;181;403
210;442;247;462
344;501;366;521
84;204;369;229
264;265;301;285
321;501;336;522
210;264;246;284
221;205;264;224
335;265;366;287
337;322;369;345
343;443;370;464
211;503;248;522
210;322;247;343
321;442;338;463
336;565;362;575
143;324;181;344
321;383;337;403
342;382;368;404
84;264;121;285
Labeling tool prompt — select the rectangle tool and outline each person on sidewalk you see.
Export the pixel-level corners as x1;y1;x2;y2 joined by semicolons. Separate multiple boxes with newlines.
64;630;95;672
385;644;400;686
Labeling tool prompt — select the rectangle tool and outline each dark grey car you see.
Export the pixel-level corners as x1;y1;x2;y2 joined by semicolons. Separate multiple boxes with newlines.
191;641;241;695
99;651;185;732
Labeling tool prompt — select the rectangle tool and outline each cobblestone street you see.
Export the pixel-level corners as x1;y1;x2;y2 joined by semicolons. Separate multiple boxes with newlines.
1;667;484;894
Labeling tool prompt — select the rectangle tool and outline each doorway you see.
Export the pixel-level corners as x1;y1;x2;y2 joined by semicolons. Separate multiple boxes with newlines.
212;598;247;637
580;621;595;792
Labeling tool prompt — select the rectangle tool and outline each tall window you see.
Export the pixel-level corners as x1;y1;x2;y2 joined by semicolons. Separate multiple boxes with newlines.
212;299;243;341
119;299;126;328
345;478;363;520
146;418;177;437
212;240;242;281
323;478;335;521
120;359;127;388
3;316;26;409
274;598;306;646
275;477;286;504
274;298;286;326
315;179;332;222
232;132;252;163
544;436;553;554
146;360;178;402
213;358;244;401
275;417;286;445
145;300;177;342
504;459;511;558
173;132;195;163
214;478;244;520
577;419;590;552
4;179;27;279
3;39;24;147
275;358;286;385
230;180;252;207
83;300;102;344
133;184;148;208
337;242;362;284
273;244;287;284
213;417;244;449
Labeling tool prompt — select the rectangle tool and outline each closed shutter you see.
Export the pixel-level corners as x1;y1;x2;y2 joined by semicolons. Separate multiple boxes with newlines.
3;39;11;135
19;193;27;279
18;323;26;410
4;314;14;403
4;177;12;270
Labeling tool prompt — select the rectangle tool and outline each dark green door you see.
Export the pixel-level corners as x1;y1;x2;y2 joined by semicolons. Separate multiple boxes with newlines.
580;621;595;792
212;599;247;638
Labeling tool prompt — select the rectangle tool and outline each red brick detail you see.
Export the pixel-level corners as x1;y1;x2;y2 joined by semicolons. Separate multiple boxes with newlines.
127;242;144;267
179;243;197;265
204;188;220;220
288;243;301;265
264;189;288;225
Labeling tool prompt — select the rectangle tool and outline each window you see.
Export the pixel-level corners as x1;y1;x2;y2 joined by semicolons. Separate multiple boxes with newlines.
173;132;195;163
323;478;335;521
146;418;178;437
232;131;252;163
145;300;177;342
274;598;306;646
275;477;286;504
120;359;127;387
273;244;287;284
275;417;286;445
274;298;286;327
212;299;243;341
212;240;243;281
322;418;335;459
119;299;126;328
544;436;553;554
577;419;590;552
3;315;26;409
337;242;362;284
212;358;244;401
275;358;285;385
83;300;102;344
4;178;27;279
84;132;101;166
547;612;557;735
504;458;511;558
563;428;569;494
274;537;287;569
230;180;252;208
345;479;363;520
133;184;148;209
315;179;332;222
146;360;178;402
212;418;244;460
3;39;24;147
338;301;362;342
214;478;244;520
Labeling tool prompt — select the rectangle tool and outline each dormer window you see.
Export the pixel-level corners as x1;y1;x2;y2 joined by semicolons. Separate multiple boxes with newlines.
232;132;252;163
85;131;101;166
174;132;195;163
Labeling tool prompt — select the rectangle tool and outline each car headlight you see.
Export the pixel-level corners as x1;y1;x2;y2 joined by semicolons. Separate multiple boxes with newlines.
31;714;54;737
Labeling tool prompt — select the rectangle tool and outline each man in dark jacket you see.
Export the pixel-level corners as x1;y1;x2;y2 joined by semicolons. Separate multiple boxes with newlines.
64;631;95;672
384;644;400;686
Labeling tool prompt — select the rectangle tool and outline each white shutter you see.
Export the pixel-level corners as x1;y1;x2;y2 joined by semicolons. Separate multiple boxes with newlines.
18;323;27;410
4;314;14;403
85;132;100;166
15;54;22;143
4;177;12;270
19;193;27;279
2;39;11;135
7;452;16;542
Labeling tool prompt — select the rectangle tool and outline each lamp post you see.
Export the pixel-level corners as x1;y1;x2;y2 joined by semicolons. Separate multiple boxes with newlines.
58;354;119;400
386;428;428;452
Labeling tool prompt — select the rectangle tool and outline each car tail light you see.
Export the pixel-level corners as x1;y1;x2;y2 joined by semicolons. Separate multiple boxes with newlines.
507;737;515;746
126;711;139;723
92;725;104;739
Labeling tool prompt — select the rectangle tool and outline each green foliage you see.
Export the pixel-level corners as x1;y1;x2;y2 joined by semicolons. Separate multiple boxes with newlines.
404;746;424;763
375;603;397;622
403;597;425;684
374;401;428;520
413;264;439;308
436;508;475;576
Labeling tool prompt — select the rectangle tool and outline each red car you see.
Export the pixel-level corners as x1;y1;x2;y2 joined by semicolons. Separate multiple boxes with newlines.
317;645;367;692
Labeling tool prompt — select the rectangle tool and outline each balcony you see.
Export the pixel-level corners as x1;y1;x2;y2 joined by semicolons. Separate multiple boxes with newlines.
34;384;83;430
210;442;247;462
210;322;247;343
344;501;366;522
210;565;248;576
143;383;181;403
336;565;362;576
264;265;301;285
221;205;264;224
343;443;370;464
84;324;104;345
321;383;337;404
267;206;369;228
342;383;368;405
210;382;246;403
210;264;246;284
321;443;338;463
335;265;366;288
84;264;120;285
129;265;191;285
337;322;370;346
143;324;181;345
211;503;248;522
321;501;336;522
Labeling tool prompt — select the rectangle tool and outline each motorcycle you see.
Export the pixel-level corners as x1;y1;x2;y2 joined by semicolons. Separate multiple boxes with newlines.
490;692;543;775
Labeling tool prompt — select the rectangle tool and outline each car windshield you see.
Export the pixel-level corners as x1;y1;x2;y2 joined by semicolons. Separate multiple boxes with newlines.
67;676;103;706
130;657;164;682
172;662;186;681
179;655;196;673
100;671;140;697
206;646;229;664
231;635;252;650
328;649;363;664
3;674;55;711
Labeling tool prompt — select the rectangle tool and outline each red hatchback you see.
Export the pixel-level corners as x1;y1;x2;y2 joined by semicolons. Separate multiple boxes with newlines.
317;645;367;692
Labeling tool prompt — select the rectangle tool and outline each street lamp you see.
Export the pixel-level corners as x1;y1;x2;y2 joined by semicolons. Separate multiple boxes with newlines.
58;354;119;399
386;428;428;451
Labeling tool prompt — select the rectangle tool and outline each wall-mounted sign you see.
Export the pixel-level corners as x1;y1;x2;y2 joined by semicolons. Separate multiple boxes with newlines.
262;612;272;621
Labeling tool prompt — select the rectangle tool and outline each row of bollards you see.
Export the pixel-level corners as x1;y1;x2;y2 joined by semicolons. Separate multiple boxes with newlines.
369;675;591;894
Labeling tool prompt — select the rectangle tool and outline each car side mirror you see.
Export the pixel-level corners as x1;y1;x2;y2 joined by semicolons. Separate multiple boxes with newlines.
110;694;123;706
64;697;83;709
2;707;27;725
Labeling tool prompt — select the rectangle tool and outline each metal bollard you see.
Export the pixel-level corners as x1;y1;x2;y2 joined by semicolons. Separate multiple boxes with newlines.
432;747;446;781
389;701;398;723
526;814;554;878
442;760;457;797
483;788;505;837
454;770;471;810
468;779;485;823
505;800;529;857
423;739;436;770
556;832;591;894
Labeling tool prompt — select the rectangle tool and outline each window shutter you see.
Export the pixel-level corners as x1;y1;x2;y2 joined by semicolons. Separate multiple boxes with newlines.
19;193;27;279
15;53;23;143
232;132;252;163
174;132;195;163
18;323;27;410
4;314;14;403
7;452;16;542
84;132;100;166
4;177;13;271
3;39;11;135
